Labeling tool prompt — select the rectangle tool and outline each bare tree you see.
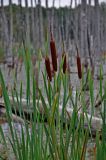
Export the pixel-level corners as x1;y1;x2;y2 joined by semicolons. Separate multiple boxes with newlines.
100;3;106;52
74;0;78;47
80;0;88;56
25;0;30;46
9;0;13;56
94;0;100;57
34;0;39;49
45;0;49;30
38;0;44;49
31;0;36;49
0;0;10;56
51;0;55;34
17;0;23;44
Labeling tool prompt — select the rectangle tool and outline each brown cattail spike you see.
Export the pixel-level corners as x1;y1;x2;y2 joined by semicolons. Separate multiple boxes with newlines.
50;31;57;72
45;56;52;81
76;51;82;79
62;53;67;74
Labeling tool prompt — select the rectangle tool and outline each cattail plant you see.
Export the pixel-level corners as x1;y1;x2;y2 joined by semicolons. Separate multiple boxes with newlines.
61;40;67;74
62;53;67;74
76;46;82;79
50;28;57;72
45;56;52;81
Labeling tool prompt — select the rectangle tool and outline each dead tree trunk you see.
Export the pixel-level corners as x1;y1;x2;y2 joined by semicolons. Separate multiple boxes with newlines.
31;0;36;49
80;0;88;56
94;0;100;58
17;0;23;45
0;0;10;56
25;0;30;46
38;0;44;49
45;0;49;32
9;0;13;57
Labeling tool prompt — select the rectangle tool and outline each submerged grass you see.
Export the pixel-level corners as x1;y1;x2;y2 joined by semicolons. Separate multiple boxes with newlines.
0;47;106;159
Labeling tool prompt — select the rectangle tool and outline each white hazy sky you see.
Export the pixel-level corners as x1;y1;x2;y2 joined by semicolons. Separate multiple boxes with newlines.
2;0;106;7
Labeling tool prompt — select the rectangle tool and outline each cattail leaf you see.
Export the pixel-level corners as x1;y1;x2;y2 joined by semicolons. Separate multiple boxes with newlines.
50;93;59;126
38;88;50;122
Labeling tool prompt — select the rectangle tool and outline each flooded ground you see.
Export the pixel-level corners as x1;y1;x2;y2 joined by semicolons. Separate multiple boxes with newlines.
0;56;106;159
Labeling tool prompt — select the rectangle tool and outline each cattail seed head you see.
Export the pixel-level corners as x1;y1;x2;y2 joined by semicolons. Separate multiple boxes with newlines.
50;32;57;72
76;52;82;79
62;53;67;74
45;56;52;81
51;64;55;77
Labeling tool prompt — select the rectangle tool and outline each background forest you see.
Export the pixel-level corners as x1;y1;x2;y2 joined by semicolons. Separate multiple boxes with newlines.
0;0;106;60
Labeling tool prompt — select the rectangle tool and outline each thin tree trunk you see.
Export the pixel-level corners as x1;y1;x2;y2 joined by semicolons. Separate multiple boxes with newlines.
25;0;30;46
51;0;55;33
38;0;44;49
0;0;10;56
74;0;78;47
9;0;13;56
80;0;87;56
94;0;100;57
34;0;39;50
45;0;49;31
17;0;23;44
31;0;36;49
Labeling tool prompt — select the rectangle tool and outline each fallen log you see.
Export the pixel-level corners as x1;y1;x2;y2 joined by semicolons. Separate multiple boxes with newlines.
0;104;25;124
0;96;103;132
